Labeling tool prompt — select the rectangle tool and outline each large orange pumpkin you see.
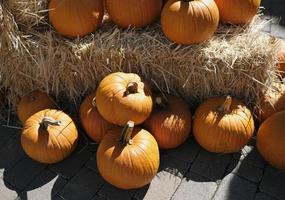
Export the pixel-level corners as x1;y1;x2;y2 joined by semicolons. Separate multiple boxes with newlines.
214;0;260;24
161;0;219;45
79;92;114;143
21;109;78;164
105;0;162;28
96;72;153;126
49;0;104;38
260;82;285;121
193;96;254;153
97;121;160;189
17;90;56;124
257;111;285;170
144;94;192;149
277;39;285;77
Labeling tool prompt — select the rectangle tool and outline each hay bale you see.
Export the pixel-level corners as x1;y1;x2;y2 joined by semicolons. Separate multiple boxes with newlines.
4;0;48;30
0;2;280;117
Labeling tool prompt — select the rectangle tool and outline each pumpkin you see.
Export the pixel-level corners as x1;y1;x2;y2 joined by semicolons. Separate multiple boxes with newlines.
193;96;254;153
144;94;192;149
79;92;114;143
214;0;260;24
260;82;285;121
257;111;285;170
97;121;160;189
17;90;56;124
21;109;78;164
96;72;153;126
277;39;285;77
105;0;162;28
49;0;104;38
161;0;219;45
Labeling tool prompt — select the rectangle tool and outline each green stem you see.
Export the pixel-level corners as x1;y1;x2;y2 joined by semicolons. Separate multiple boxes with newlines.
40;116;61;130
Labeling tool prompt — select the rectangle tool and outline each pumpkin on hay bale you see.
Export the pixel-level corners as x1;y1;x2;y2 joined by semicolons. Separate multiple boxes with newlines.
0;2;280;119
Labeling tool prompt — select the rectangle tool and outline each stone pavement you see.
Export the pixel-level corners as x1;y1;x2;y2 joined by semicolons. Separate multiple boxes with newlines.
1;1;285;200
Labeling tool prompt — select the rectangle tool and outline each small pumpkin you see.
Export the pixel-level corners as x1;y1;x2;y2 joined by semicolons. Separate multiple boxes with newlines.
193;96;254;153
97;121;160;189
257;111;285;170
214;0;260;24
277;38;285;77
105;0;162;28
17;90;56;124
96;72;153;126
21;109;78;164
79;92;114;143
260;82;285;121
161;0;219;45
49;0;104;38
144;94;192;149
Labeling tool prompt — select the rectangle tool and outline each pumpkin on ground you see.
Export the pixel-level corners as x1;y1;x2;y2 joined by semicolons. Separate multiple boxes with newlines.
260;82;285;121
49;0;104;38
193;96;254;153
144;94;192;149
97;121;160;189
80;92;114;143
17;90;56;123
257;111;285;170
161;0;219;45
96;72;153;126
277;38;285;77
105;0;162;28
214;0;261;24
21;109;78;164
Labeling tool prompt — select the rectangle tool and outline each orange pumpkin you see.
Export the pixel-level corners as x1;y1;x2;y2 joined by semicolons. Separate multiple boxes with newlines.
17;90;56;124
260;82;285;121
96;72;153;126
144;94;192;149
79;92;114;143
193;96;254;153
277;39;285;77
215;0;260;24
21;109;78;164
97;121;160;189
161;0;219;45
49;0;104;38
105;0;162;28
257;111;285;170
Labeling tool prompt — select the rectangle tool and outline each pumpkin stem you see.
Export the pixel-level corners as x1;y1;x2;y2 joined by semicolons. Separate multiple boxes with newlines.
40;116;61;130
120;121;135;146
92;97;97;108
28;94;36;102
155;96;168;109
125;82;138;95
218;96;232;113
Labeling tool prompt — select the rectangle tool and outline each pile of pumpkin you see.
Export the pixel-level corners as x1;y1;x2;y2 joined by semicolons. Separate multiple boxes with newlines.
17;71;285;190
49;0;261;44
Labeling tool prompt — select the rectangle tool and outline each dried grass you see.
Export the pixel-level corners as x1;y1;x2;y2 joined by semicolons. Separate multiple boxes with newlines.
0;2;280;119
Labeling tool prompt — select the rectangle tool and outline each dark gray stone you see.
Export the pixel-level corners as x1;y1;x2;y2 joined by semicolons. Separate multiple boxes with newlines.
0;125;19;152
255;193;278;200
172;173;217;200
134;170;182;200
58;167;104;200
228;161;263;183
165;138;200;164
233;145;265;169
4;156;46;190
91;194;107;200
190;149;232;181
85;153;98;173
259;165;285;200
160;154;190;178
0;177;18;199
98;182;136;200
49;145;92;179
213;173;257;200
